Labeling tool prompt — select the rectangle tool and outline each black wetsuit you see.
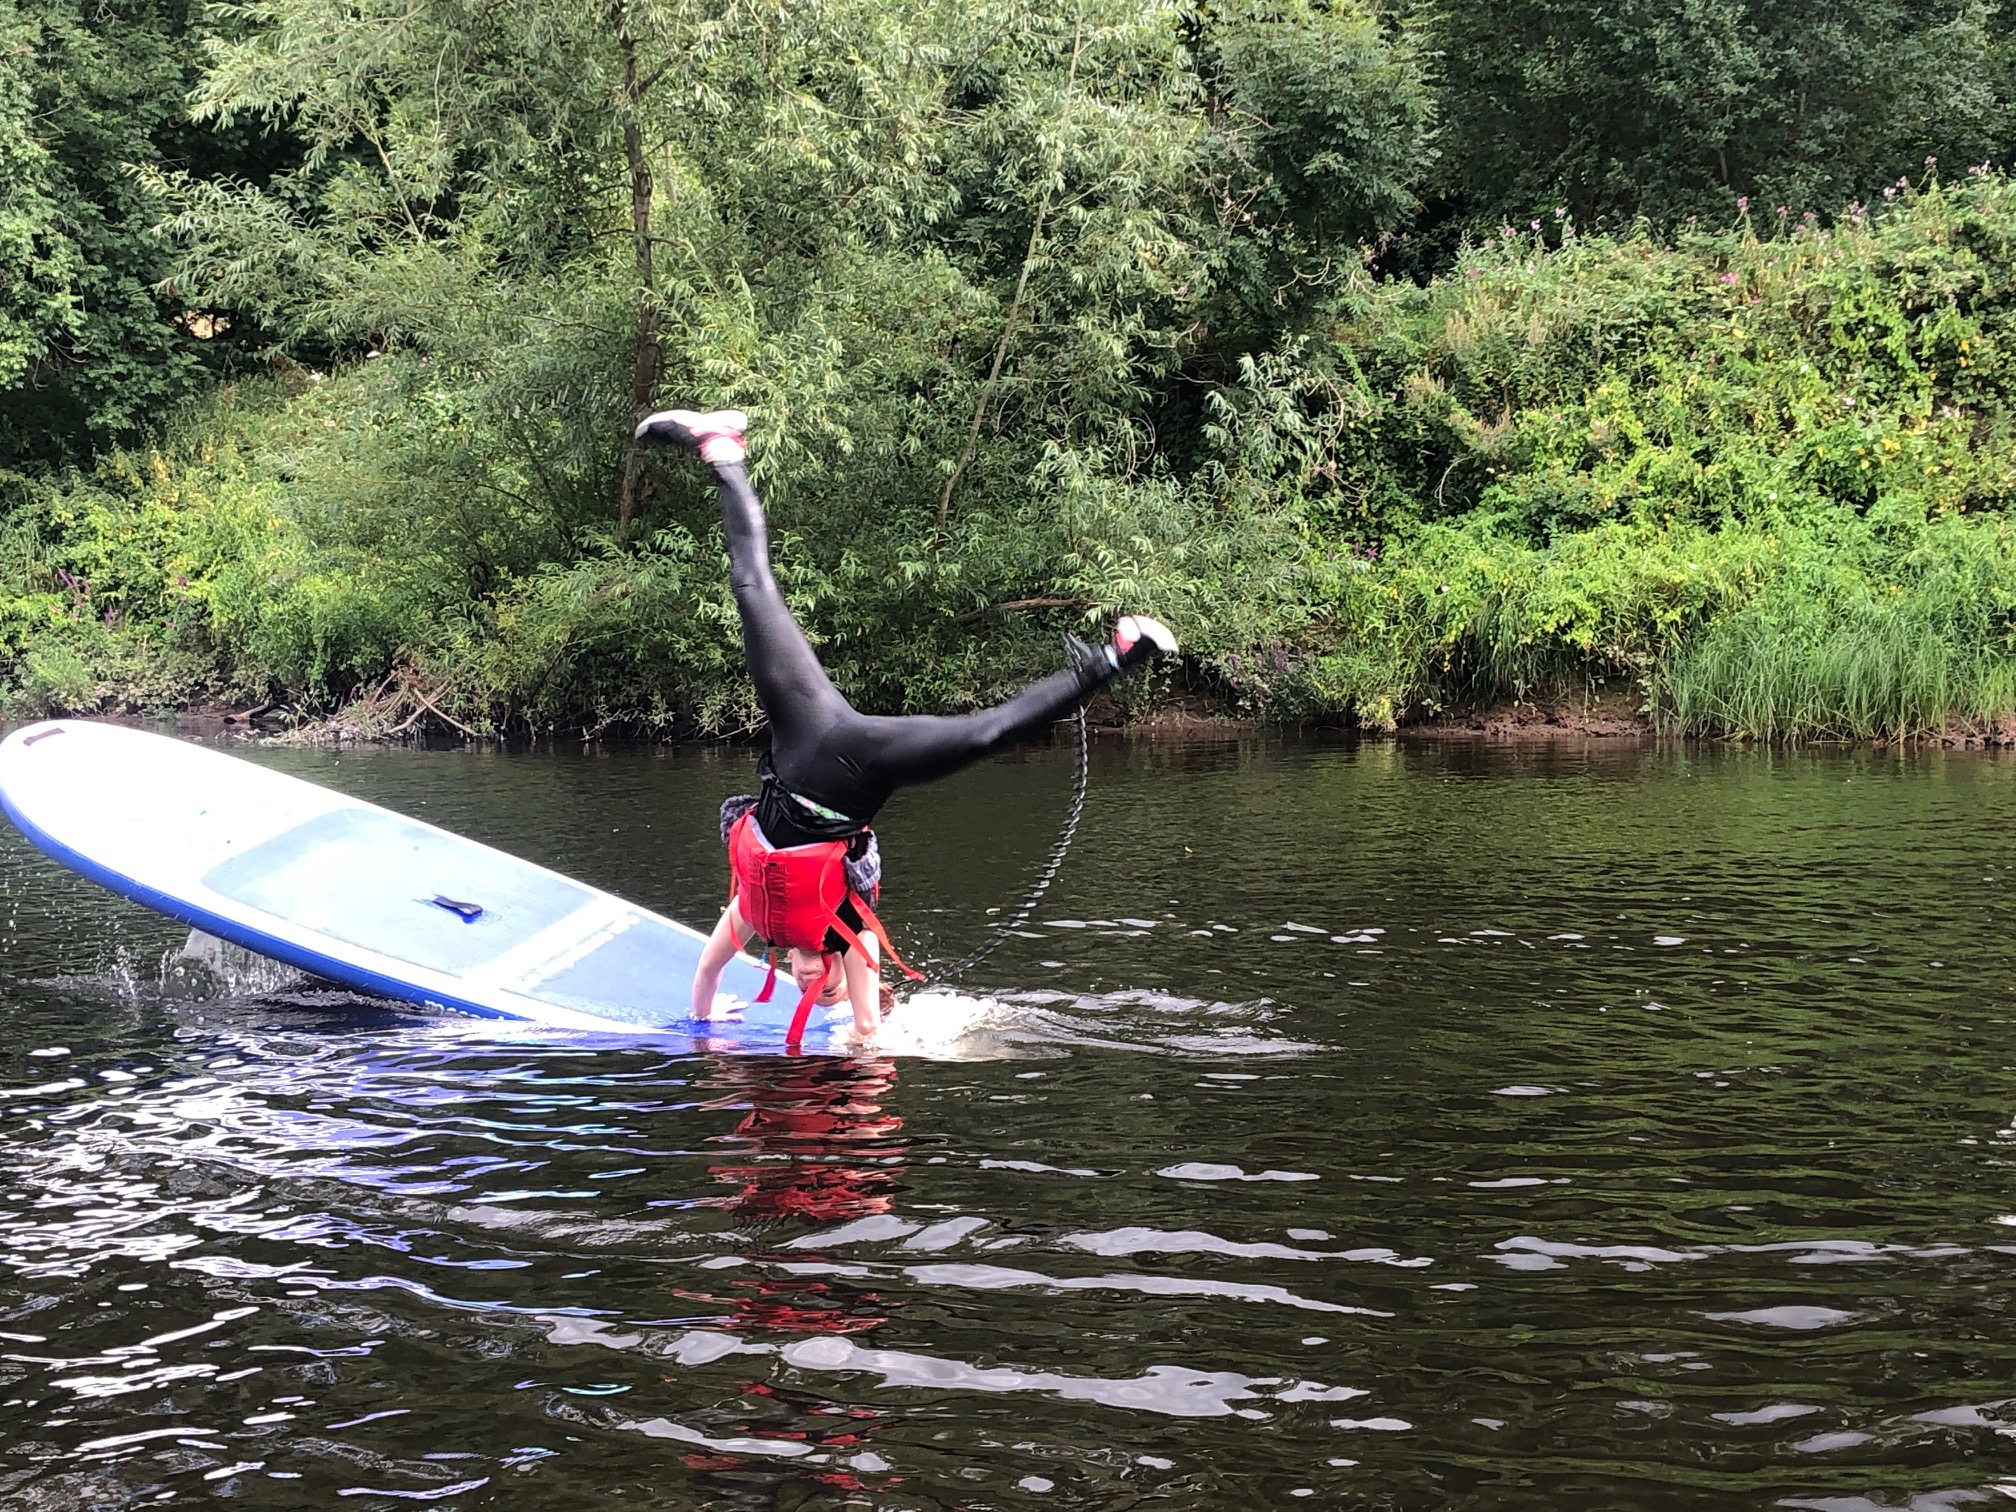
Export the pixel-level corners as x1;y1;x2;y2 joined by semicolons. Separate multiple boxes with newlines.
711;460;1120;851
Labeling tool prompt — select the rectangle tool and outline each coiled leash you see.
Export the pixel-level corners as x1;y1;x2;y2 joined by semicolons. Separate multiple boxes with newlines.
934;704;1090;983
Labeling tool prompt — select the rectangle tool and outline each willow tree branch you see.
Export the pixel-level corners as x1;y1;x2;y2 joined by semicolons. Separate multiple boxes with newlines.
613;0;663;547
932;15;1083;543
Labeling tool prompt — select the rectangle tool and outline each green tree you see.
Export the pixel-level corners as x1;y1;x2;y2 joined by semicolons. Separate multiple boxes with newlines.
1425;0;2013;233
1186;0;1433;342
0;0;286;470
12;0;1440;723
152;0;1222;541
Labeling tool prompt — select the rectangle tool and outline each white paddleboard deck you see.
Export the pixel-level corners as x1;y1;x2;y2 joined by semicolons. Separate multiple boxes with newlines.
0;720;798;1042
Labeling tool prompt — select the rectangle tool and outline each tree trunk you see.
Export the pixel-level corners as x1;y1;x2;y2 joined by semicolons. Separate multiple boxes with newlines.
614;6;661;546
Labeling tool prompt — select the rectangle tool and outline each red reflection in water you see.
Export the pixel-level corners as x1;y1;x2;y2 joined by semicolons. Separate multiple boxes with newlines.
674;1055;914;1497
704;1053;907;1227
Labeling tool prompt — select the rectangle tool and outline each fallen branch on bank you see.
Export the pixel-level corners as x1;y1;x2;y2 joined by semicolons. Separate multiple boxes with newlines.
950;596;1090;626
279;662;487;744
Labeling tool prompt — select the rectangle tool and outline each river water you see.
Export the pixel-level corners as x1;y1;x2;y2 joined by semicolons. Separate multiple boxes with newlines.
2;732;2015;1510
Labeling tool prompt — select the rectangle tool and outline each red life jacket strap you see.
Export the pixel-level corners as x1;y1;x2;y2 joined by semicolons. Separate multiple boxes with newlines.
850;894;926;982
785;951;837;1048
825;917;874;973
754;948;777;1003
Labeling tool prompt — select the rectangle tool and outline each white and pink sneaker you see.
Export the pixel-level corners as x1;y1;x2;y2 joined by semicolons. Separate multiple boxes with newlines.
1112;615;1177;670
1067;616;1178;680
634;408;747;465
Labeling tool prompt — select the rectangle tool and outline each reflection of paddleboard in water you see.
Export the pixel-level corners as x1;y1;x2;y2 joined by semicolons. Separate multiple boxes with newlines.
0;719;833;1045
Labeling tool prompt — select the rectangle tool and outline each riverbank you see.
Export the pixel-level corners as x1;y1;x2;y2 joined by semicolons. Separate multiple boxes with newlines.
7;594;2014;748
8;181;2016;744
25;687;2016;750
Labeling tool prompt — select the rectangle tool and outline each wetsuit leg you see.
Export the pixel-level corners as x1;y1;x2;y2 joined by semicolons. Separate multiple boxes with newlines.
699;446;1163;821
842;661;1109;792
711;461;850;755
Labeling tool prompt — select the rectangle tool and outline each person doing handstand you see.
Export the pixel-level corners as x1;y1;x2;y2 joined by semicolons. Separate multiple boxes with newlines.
635;408;1175;1046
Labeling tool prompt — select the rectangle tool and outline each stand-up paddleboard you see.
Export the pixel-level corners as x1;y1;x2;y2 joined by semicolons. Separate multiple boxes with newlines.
0;720;813;1045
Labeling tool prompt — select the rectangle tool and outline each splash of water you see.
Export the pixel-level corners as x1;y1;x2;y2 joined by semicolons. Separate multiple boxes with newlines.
160;929;311;1001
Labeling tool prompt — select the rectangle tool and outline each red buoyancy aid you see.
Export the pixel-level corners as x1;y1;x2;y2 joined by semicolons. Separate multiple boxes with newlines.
725;811;923;1046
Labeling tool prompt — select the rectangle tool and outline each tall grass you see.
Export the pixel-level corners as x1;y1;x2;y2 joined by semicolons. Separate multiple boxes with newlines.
1656;571;2016;739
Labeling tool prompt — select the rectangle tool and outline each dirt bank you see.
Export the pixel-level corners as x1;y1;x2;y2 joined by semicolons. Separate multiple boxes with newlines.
1401;690;1653;741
